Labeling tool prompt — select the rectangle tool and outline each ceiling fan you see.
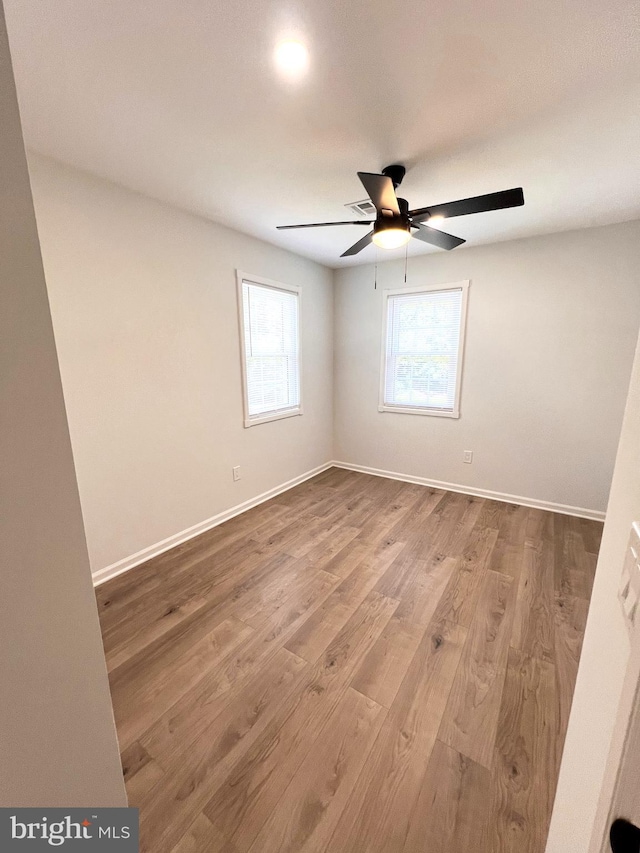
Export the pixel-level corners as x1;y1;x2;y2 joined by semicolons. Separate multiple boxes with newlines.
277;165;524;257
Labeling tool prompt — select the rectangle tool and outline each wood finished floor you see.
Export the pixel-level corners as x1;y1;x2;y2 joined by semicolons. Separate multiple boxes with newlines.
96;468;601;853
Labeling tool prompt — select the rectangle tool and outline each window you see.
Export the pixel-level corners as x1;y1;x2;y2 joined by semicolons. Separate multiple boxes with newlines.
380;281;469;418
237;272;301;427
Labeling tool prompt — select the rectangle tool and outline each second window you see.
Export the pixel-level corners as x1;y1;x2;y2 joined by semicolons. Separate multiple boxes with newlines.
380;281;469;418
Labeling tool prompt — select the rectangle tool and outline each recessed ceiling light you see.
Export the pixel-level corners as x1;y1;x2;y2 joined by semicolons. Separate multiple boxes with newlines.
274;40;309;80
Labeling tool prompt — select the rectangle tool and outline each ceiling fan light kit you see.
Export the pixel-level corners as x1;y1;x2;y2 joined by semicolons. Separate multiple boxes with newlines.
277;164;525;259
372;218;411;249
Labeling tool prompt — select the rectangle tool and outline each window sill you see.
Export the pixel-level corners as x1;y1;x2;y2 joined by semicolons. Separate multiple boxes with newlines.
244;408;303;428
378;404;460;419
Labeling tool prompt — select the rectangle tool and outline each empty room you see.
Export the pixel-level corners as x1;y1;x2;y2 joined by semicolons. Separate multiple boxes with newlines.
2;1;640;852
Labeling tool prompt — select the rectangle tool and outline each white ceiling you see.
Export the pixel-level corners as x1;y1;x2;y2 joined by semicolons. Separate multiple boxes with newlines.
5;0;640;268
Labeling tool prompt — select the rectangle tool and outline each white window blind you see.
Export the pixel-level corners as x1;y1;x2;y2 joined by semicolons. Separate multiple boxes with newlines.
240;278;300;424
381;283;468;417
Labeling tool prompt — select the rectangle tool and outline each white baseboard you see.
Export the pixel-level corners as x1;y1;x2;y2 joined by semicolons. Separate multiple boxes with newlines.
92;462;333;587
93;457;605;587
332;460;606;522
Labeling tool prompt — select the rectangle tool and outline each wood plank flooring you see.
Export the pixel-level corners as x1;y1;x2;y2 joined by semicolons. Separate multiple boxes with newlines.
96;468;601;853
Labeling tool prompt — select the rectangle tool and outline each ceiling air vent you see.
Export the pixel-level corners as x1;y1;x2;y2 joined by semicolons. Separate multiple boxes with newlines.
345;199;377;218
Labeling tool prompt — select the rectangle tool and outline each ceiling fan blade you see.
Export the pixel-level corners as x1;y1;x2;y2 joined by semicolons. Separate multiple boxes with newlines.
340;230;374;257
277;220;373;230
410;187;524;223
411;223;465;251
357;172;400;215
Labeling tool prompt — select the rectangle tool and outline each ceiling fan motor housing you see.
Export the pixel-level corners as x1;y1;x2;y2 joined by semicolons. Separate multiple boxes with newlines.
375;196;410;235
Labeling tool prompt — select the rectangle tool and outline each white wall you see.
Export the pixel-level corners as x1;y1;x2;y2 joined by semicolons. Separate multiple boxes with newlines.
0;4;125;806
546;328;640;853
27;153;334;577
334;222;640;515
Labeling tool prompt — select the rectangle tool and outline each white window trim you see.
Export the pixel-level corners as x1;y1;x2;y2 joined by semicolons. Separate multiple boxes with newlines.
378;280;470;419
236;270;303;428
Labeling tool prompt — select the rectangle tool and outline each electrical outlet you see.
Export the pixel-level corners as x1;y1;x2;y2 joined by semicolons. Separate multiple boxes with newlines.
233;466;241;482
463;450;473;464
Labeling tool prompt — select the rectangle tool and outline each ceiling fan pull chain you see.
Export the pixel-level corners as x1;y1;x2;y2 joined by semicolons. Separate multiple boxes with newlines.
404;240;409;283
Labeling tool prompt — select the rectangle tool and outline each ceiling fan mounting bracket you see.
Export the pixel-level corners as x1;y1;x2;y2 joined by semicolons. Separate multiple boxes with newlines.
381;164;406;189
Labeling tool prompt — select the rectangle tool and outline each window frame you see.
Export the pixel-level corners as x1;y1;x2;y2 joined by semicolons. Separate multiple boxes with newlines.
236;270;303;429
378;280;470;419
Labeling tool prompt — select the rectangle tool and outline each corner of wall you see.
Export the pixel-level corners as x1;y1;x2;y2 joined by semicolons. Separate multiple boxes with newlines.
330;266;340;462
